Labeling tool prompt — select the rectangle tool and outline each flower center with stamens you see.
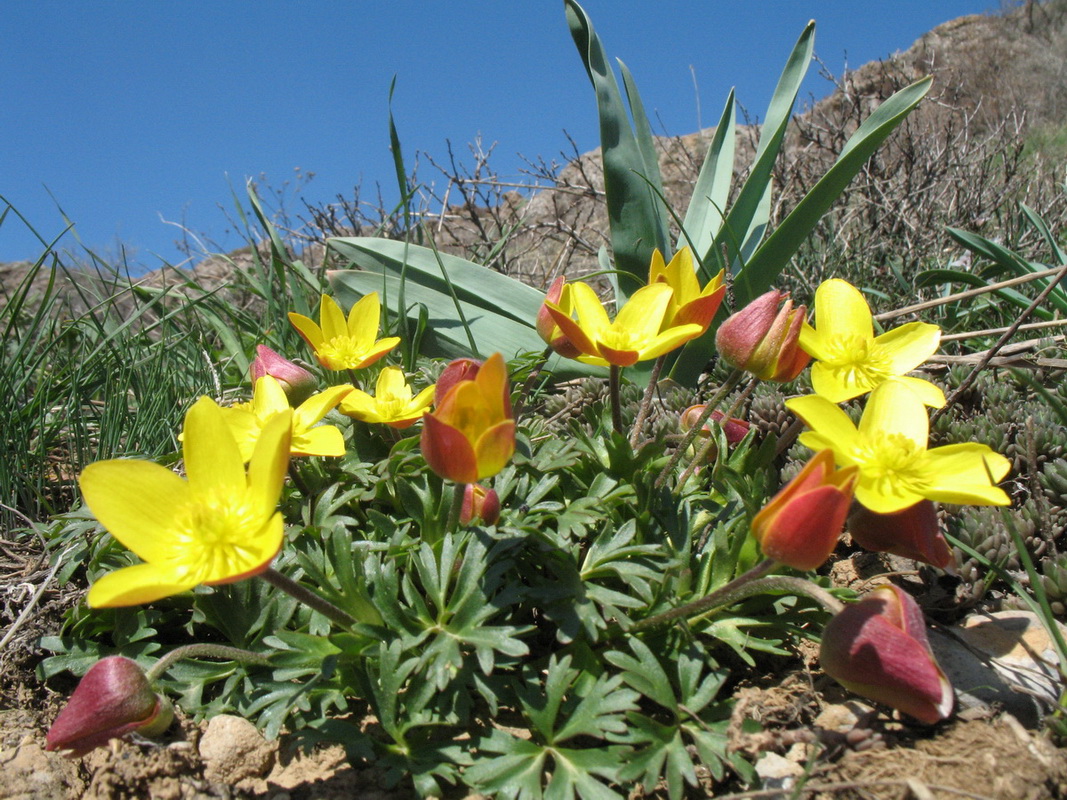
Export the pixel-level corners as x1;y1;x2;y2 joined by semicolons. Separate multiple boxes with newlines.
170;493;265;583
853;432;929;501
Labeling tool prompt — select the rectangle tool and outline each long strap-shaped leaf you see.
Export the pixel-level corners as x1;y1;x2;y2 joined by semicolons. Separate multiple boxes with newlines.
735;76;933;305
701;22;814;284
565;0;669;296
681;89;736;265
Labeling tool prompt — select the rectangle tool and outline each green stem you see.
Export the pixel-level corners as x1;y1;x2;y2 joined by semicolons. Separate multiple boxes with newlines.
515;346;553;419
609;364;624;435
288;462;312;498
447;482;467;532
631;560;843;632
629;355;666;448
146;643;271;683
654;367;745;489
260;567;356;628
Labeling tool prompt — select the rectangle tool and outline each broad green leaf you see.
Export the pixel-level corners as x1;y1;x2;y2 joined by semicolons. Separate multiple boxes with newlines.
735;76;933;305
680;89;736;264
565;0;669;295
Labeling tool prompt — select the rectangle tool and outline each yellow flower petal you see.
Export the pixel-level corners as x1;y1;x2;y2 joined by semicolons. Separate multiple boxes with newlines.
613;282;672;339
247;409;292;513
183;397;246;497
376;366;412;400
344;292;380;346
287;311;323;350
857;381;928;445
293;425;346;457
888;376;946;409
814;279;873;343
319;294;348;341
569;281;612;338
293;384;352;430
786;395;861;456
875;322;941;376
923;444;1011;506
79;460;189;563
253;376;290;418
87;562;199;608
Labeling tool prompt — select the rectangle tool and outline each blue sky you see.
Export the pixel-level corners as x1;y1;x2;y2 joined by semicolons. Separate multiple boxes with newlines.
1;1;995;271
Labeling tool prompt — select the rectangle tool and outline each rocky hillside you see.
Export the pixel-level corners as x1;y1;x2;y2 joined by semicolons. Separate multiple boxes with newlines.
4;1;1066;310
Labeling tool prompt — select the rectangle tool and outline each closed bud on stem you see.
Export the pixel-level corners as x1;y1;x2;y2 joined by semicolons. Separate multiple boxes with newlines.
849;500;955;571
715;290;811;382
820;584;954;725
250;345;317;405
751;449;858;570
536;277;582;358
680;405;750;446
46;656;173;758
460;483;501;526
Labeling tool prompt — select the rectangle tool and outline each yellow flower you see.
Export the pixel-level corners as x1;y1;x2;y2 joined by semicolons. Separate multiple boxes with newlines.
544;281;703;368
79;397;292;608
799;279;944;406
648;247;725;333
288;293;400;371
222;376;352;461
786;380;1011;514
339;367;435;429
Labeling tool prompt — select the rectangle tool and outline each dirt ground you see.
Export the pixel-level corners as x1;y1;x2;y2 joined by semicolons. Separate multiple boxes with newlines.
3;535;1067;799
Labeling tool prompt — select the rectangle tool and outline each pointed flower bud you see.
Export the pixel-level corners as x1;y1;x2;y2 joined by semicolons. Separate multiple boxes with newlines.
820;584;954;724
751;449;858;570
434;357;484;406
849;500;955;571
715;290;811;382
421;353;516;483
249;345;317;405
46;656;173;757
460;483;501;526
536;277;582;358
680;405;750;447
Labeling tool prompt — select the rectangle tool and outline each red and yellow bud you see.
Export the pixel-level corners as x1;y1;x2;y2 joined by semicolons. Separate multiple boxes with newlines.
46;656;173;758
820;584;954;724
751;449;858;570
421;353;516;484
680;405;750;447
460;483;501;526
849;500;955;571
249;345;317;405
715;290;811;382
536;277;582;358
434;357;484;406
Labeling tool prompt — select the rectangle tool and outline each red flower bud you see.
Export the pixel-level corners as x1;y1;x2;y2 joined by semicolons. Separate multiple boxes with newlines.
250;345;317;405
46;656;173;758
460;483;501;526
680;405;751;447
715;290;811;382
849;500;955;571
820;584;954;724
434;357;484;407
536;277;582;358
751;449;858;570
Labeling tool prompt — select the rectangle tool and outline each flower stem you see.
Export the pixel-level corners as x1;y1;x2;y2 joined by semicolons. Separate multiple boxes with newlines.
654;367;745;489
514;346;553;419
260;567;356;628
609;364;624;435
629;355;666;448
447;482;467;533
631;559;843;632
146;644;272;683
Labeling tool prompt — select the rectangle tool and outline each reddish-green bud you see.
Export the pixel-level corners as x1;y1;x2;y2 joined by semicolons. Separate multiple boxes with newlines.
250;345;317;405
680;405;750;447
751;450;858;570
46;656;173;758
715;290;811;382
820;584;954;724
849;500;955;570
460;483;501;526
